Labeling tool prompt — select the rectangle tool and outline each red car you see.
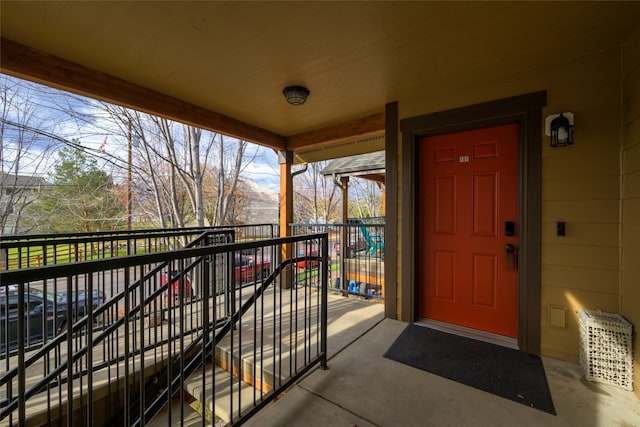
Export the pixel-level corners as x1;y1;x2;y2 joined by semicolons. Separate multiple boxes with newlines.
234;255;271;284
296;249;329;269
162;255;272;298
161;270;193;299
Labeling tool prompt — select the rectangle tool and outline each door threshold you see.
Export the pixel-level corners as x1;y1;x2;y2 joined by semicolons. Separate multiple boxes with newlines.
415;318;518;350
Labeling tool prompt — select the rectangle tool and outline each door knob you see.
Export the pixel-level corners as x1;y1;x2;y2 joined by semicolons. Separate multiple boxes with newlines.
505;244;517;269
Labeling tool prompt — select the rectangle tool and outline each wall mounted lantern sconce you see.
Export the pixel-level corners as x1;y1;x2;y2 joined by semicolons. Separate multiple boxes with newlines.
283;85;310;106
545;112;574;147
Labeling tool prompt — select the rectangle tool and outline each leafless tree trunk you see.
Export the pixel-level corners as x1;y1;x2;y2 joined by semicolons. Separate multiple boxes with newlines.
317;162;338;223
187;126;204;226
135;114;168;228
214;135;247;226
156;117;187;228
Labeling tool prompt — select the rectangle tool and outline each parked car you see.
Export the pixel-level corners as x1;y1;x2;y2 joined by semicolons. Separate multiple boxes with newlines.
295;249;329;269
234;255;271;284
162;256;272;298
0;286;106;353
56;289;107;311
161;270;193;299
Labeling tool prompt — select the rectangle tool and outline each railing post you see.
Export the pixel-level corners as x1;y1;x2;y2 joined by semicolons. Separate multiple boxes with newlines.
66;276;74;424
192;235;203;298
17;282;25;427
321;234;328;370
87;275;94;426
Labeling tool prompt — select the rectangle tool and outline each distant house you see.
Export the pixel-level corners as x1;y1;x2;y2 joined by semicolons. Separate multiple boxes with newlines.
0;172;47;235
184;179;278;230
234;179;279;225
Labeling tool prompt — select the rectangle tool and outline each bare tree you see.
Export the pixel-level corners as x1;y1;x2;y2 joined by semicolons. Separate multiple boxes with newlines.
213;135;247;226
95;107;205;228
3;83;255;232
350;178;383;218
0;76;61;235
94;105;170;228
100;106;249;229
134;114;171;228
295;161;339;223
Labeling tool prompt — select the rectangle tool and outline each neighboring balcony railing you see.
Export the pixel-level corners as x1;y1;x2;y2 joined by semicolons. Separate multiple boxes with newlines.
0;228;328;426
291;218;385;301
0;224;279;270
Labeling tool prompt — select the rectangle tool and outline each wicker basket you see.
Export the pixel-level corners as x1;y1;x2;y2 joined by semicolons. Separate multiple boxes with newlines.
579;309;633;391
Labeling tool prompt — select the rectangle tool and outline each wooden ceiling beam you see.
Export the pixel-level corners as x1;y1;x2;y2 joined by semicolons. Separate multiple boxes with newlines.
286;112;384;151
0;38;287;150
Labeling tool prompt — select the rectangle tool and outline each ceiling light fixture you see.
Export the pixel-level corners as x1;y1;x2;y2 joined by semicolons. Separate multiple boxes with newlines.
283;85;310;106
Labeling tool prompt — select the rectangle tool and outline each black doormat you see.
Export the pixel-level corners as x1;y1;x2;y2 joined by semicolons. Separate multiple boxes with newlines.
383;324;556;415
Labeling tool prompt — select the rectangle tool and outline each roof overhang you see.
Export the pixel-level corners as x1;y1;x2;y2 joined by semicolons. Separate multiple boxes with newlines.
321;149;386;183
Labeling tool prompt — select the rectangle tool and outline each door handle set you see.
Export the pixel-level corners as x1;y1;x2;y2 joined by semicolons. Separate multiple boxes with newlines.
504;221;518;269
505;243;517;269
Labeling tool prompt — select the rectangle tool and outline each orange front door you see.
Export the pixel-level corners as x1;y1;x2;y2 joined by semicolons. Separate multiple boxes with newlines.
417;124;519;338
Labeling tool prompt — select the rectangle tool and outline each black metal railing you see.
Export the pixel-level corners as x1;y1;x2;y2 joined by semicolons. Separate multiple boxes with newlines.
0;224;279;271
291;219;384;301
0;229;328;426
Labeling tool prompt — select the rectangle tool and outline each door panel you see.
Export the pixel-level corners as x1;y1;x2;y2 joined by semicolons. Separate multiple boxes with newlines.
473;172;497;236
417;124;518;338
472;253;497;307
434;250;455;300
435;175;456;234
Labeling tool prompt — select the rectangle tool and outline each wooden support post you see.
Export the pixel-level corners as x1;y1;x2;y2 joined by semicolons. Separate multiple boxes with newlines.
279;150;293;289
378;182;386;216
340;176;349;295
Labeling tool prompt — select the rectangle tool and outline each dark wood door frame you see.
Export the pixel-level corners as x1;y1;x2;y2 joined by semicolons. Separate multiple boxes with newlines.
398;91;546;353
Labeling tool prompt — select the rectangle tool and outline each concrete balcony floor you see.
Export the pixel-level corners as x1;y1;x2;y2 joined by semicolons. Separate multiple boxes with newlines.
242;305;640;427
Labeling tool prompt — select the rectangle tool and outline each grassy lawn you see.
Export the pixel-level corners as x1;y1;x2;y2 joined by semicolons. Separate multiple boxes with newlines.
3;243;163;270
294;261;339;282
